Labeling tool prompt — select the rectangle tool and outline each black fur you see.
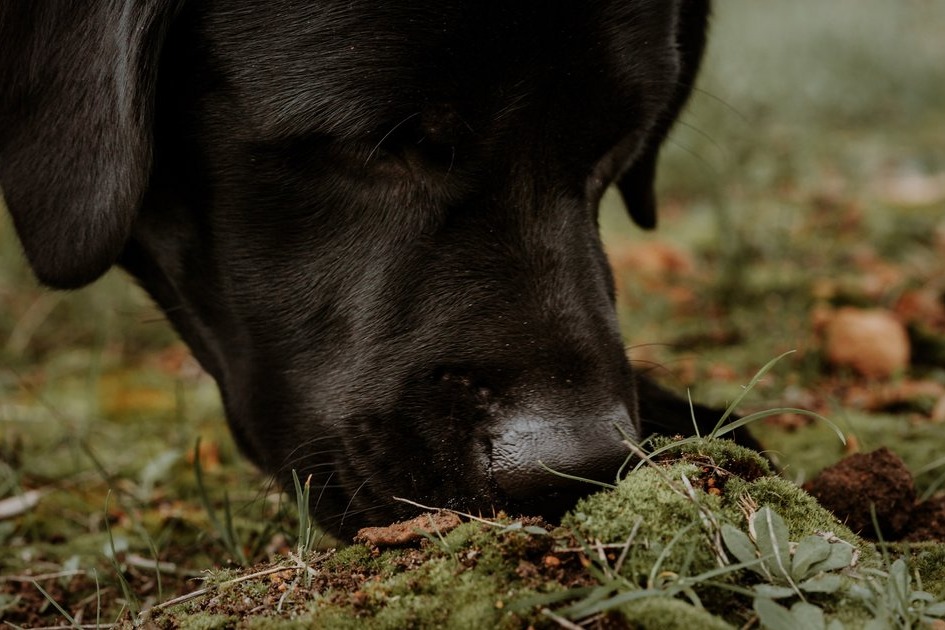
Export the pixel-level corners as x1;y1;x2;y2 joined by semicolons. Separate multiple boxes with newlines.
1;1;727;537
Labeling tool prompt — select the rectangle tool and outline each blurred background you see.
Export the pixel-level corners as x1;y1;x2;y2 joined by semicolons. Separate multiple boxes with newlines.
2;0;944;623
601;0;945;463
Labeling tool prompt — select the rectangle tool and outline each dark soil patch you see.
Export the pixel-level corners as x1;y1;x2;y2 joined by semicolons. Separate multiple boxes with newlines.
907;495;945;543
804;447;945;542
0;560;201;628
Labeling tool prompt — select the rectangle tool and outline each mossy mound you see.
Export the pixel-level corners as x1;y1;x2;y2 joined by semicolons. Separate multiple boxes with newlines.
140;438;945;629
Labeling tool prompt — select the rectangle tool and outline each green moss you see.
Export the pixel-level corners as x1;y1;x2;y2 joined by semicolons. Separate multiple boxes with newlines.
176;612;238;630
564;462;729;579
649;436;774;477
245;538;529;629
910;544;945;598
322;543;375;571
620;597;734;629
358;559;513;629
246;614;326;630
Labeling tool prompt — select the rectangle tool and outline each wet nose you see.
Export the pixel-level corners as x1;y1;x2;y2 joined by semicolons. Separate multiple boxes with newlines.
489;406;635;500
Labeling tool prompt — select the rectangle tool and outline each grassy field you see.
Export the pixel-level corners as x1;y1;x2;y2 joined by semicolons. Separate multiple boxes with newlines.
2;0;945;626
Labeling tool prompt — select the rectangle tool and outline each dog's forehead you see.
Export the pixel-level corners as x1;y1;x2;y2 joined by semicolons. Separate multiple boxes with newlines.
201;1;680;142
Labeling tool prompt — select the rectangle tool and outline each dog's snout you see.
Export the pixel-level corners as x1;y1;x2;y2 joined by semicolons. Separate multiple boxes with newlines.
489;406;633;501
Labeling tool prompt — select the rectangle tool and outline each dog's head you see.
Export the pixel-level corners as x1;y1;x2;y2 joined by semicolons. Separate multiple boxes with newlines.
1;1;708;536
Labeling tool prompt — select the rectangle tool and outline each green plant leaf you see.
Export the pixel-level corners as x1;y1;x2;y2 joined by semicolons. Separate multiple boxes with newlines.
791;601;827;628
754;597;797;630
722;523;758;566
809;542;854;573
561;586;660;619
888;558;908;585
753;507;793;583
791;535;831;578
847;583;873;601
925;601;945;617
522;525;550;535
910;590;936;603
799;574;843;594
754;584;796;599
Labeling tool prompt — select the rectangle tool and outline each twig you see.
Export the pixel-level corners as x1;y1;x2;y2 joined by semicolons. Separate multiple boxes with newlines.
1;569;87;582
541;607;585;629
614;516;644;575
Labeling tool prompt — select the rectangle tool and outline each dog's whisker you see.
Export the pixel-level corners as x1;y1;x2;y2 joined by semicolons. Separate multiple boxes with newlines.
690;86;749;122
673;118;725;155
664;136;719;177
336;474;378;532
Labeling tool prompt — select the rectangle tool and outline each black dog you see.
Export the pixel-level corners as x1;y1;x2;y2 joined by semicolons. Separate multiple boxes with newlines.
1;1;725;537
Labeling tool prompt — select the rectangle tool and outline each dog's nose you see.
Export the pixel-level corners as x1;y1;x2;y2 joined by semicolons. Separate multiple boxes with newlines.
489;406;634;500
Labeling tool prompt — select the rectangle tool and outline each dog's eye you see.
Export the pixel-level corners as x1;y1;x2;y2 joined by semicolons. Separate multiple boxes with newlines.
368;105;469;171
412;137;457;169
367;131;458;173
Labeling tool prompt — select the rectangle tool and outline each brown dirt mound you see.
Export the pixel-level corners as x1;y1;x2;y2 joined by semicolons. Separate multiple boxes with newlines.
803;447;945;542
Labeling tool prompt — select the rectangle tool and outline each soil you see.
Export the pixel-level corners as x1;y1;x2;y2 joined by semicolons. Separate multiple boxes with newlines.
803;447;945;542
354;511;462;547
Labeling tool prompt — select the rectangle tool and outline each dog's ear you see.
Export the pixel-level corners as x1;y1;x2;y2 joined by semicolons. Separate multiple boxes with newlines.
619;0;710;230
0;3;178;288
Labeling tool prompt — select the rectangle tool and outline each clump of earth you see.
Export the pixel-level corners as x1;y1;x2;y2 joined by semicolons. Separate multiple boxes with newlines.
804;447;945;542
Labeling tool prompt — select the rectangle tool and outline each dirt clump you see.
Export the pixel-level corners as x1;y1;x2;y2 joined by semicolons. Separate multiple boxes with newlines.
804;447;945;542
354;511;462;547
906;495;945;543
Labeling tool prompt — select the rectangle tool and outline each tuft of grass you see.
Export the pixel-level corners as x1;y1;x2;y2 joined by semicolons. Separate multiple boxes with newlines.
31;579;80;629
291;469;315;557
104;491;140;620
192;437;249;566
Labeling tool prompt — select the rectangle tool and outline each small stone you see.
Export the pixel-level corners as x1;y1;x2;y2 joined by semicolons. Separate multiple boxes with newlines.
823;307;910;378
543;554;561;568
